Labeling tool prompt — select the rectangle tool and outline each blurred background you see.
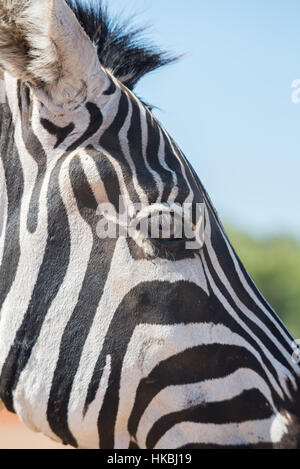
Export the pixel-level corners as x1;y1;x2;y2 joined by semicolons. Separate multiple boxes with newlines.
1;0;300;449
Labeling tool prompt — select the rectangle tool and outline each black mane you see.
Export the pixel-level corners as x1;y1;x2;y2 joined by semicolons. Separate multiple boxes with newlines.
66;0;176;91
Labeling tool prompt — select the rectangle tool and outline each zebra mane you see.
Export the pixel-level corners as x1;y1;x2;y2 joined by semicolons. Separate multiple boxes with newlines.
66;0;177;91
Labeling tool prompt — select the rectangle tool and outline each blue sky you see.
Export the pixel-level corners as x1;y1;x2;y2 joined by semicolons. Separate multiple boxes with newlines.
90;0;300;238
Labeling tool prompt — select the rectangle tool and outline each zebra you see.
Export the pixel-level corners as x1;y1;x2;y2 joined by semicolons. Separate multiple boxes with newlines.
0;0;299;449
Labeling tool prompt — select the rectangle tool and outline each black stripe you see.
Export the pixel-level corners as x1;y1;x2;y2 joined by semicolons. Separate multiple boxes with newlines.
178;442;273;449
103;79;117;96
0;98;24;313
40;119;75;149
128;441;140;449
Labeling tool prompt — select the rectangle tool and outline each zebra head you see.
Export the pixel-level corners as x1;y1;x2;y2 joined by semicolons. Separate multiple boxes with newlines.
0;0;299;449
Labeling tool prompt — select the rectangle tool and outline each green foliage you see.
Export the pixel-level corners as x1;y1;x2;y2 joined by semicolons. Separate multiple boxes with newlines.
226;227;300;338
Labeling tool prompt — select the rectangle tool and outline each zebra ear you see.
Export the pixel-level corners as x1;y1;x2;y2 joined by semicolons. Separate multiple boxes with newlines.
0;0;103;108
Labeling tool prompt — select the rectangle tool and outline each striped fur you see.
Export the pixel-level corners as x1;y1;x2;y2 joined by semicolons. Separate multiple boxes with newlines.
0;0;299;449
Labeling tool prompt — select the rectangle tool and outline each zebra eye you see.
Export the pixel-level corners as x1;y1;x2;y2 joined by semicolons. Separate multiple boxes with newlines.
133;204;183;241
141;211;182;240
128;202;204;256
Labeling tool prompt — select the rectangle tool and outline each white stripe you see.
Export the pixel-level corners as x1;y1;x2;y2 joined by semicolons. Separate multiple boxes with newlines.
0;154;8;268
70;354;111;449
78;148;109;204
0;79;5;104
